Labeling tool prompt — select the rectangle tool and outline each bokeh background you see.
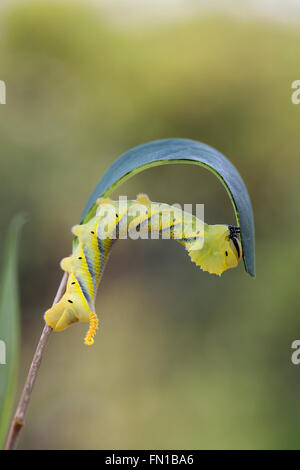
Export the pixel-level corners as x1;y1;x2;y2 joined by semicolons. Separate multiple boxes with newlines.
1;0;300;449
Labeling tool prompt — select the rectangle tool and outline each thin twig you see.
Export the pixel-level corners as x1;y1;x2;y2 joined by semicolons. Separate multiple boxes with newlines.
4;272;68;450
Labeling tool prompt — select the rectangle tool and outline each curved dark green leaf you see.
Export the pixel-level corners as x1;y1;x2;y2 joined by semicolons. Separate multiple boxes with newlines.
81;138;255;276
0;214;27;448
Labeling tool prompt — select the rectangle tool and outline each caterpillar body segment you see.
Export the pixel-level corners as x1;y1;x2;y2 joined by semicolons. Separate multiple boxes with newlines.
44;194;241;344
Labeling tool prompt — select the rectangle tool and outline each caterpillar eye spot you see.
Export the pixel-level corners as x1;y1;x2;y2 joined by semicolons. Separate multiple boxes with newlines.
225;251;228;256
71;282;75;285
68;300;73;303
91;231;95;234
116;214;119;218
78;257;82;259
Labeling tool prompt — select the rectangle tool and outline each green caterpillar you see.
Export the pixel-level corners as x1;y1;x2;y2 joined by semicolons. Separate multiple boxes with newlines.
44;194;242;345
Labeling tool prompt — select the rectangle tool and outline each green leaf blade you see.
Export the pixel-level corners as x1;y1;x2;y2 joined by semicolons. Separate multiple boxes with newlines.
0;214;27;448
81;138;255;276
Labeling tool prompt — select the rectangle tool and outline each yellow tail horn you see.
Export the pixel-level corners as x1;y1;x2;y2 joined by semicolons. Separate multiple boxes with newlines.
84;312;99;345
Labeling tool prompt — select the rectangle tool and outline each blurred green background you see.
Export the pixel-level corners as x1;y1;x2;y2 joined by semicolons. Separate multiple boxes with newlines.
1;0;300;450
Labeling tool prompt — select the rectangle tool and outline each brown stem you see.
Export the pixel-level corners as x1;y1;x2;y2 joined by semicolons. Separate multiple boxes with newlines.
4;272;68;450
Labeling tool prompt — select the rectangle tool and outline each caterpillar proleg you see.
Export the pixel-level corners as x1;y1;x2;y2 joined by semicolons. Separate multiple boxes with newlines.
44;194;242;344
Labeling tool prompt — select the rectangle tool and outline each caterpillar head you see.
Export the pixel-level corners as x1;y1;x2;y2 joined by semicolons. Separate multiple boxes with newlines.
188;224;242;276
227;225;242;269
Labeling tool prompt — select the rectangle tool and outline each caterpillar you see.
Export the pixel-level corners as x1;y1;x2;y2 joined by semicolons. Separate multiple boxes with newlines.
44;194;242;345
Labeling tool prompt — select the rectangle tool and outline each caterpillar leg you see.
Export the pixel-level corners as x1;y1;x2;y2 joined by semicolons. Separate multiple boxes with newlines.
84;312;99;345
44;298;79;331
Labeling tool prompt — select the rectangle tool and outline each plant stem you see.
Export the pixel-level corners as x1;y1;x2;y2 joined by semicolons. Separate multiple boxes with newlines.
4;272;68;450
